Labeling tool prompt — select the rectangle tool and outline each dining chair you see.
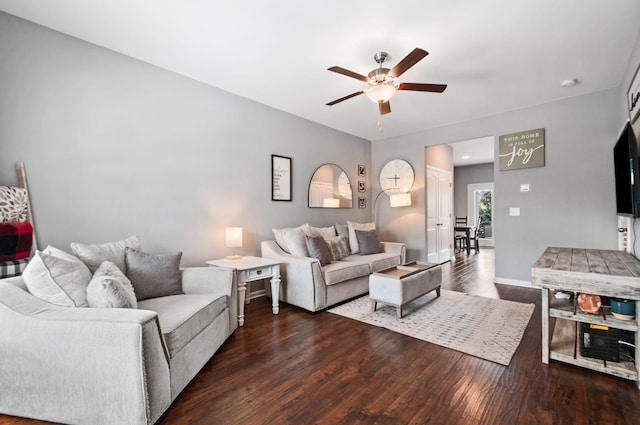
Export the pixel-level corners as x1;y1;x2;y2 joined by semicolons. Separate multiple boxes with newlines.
454;216;468;252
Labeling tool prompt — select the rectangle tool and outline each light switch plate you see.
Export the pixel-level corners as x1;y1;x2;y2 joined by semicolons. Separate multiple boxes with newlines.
509;207;520;216
521;184;530;192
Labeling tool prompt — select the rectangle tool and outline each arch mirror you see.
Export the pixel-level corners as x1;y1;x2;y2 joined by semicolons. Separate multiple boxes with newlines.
308;164;353;208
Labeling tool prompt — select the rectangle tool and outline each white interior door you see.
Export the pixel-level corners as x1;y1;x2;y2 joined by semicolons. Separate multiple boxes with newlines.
426;170;439;264
437;171;452;262
426;167;453;264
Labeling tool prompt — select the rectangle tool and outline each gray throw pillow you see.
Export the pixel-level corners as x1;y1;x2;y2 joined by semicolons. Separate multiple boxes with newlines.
125;248;183;300
355;229;382;255
325;235;350;261
305;235;332;266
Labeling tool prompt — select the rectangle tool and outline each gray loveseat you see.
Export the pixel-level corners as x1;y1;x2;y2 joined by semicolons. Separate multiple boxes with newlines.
0;267;237;425
261;238;405;312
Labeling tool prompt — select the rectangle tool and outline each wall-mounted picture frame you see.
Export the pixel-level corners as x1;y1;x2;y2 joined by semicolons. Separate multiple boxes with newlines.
358;197;366;209
498;128;545;171
358;164;366;177
272;155;292;201
358;181;365;193
628;62;640;124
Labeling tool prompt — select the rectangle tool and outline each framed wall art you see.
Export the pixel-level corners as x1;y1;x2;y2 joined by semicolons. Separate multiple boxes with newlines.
358;181;366;193
498;128;545;171
272;155;292;201
358;197;366;209
358;164;366;177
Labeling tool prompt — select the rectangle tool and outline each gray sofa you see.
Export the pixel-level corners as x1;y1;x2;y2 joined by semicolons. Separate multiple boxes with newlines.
0;267;237;425
261;240;406;312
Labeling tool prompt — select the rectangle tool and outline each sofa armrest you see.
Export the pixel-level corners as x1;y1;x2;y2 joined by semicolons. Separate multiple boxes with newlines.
0;281;171;425
261;240;327;311
381;241;406;264
181;267;238;333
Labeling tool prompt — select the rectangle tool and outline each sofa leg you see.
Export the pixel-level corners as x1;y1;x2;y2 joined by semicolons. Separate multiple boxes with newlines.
396;306;403;318
371;301;377;313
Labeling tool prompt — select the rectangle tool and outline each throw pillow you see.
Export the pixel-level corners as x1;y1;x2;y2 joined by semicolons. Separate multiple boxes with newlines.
306;225;336;239
87;261;137;308
281;226;309;257
325;235;350;261
125;248;182;301
335;223;349;239
0;222;33;261
272;224;310;253
347;221;376;254
305;235;332;266
0;186;29;223
355;229;383;255
22;245;92;307
71;235;141;273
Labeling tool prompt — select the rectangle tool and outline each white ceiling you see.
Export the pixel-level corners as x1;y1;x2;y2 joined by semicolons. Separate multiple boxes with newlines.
450;137;495;166
1;0;639;144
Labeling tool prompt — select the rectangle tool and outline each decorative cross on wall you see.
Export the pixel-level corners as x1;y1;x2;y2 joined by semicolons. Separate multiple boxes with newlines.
387;174;400;187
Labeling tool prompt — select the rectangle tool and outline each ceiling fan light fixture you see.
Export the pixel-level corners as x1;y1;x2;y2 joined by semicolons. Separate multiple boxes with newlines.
365;83;397;103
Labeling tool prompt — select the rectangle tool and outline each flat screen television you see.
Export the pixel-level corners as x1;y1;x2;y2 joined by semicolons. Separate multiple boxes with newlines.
613;121;640;217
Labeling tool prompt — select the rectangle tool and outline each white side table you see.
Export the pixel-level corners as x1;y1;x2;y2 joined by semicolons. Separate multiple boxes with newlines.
206;256;281;327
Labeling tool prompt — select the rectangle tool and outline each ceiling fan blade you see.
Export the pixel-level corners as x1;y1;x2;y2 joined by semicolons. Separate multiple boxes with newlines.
398;82;447;93
327;66;369;82
389;48;428;78
326;91;365;106
379;101;391;115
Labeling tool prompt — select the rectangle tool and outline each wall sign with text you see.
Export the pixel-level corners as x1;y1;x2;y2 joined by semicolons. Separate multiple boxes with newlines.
498;128;545;171
272;155;292;201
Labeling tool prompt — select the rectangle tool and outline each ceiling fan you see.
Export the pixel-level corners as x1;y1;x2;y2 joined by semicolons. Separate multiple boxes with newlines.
326;48;447;115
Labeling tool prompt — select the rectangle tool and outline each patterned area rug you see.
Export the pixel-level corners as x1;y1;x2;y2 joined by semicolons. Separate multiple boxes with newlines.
328;290;534;366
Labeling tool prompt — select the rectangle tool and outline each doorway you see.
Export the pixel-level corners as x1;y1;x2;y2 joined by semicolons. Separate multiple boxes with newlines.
467;182;494;247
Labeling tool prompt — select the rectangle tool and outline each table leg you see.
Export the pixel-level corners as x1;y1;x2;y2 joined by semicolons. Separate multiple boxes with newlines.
237;280;247;327
541;288;549;364
465;230;471;255
245;282;251;305
270;269;280;315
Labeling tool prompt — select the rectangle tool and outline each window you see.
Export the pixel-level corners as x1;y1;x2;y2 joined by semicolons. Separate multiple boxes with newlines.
467;182;494;240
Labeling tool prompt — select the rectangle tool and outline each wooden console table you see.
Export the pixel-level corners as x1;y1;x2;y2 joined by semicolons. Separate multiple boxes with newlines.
532;247;640;387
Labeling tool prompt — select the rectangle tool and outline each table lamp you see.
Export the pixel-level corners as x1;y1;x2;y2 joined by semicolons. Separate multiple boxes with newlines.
225;227;243;260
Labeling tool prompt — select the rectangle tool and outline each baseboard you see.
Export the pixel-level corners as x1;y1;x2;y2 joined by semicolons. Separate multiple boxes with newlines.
493;277;533;288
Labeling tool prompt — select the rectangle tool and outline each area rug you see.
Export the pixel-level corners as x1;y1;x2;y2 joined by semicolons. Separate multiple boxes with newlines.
328;290;534;366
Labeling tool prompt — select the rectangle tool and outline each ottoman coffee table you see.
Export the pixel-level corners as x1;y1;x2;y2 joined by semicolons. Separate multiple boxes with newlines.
369;261;442;318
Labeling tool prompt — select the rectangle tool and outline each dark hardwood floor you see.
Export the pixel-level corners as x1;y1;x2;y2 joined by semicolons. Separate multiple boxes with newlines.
2;249;639;424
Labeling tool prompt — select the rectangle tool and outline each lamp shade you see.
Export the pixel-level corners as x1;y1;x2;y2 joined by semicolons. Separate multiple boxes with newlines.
364;83;397;103
390;193;411;207
323;198;340;208
225;227;243;248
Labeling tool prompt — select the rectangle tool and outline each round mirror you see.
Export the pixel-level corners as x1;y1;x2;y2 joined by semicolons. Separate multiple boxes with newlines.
308;164;353;208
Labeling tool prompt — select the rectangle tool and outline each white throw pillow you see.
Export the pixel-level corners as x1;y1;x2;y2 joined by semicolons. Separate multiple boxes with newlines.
306;225;337;239
272;224;310;253
281;226;310;257
87;261;137;309
22;245;92;307
71;235;141;273
347;221;376;254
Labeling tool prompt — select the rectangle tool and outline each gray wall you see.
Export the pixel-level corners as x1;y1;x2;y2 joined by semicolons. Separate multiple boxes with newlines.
374;88;622;283
453;163;494;219
0;13;372;266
